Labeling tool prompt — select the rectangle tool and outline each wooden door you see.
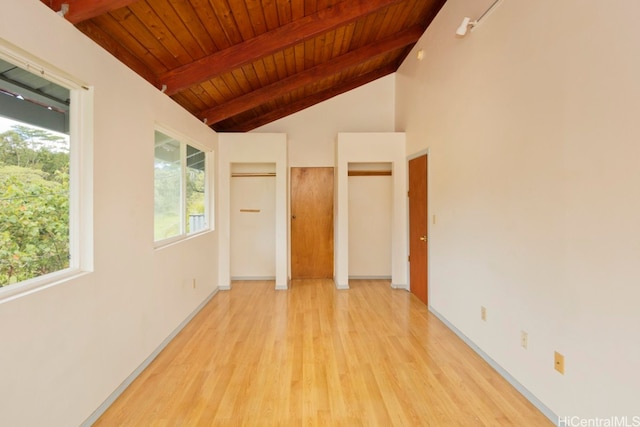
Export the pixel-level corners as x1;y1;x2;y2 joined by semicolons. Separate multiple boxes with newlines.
291;167;334;279
409;155;428;305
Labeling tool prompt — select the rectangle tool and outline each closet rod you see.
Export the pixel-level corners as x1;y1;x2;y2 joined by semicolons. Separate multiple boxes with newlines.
347;170;392;177
231;172;276;178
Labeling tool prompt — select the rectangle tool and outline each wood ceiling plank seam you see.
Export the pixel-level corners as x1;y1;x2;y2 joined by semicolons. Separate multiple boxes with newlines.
191;84;218;107
283;46;297;77
347;16;373;52
367;6;397;42
355;12;384;48
377;3;408;39
226;0;257;41
275;0;293;26
227;64;396;132
230;68;255;94
150;0;209;60
190;0;232;51
219;72;245;99
244;0;269;36
239;64;263;91
209;76;235;101
402;0;422;25
43;0;139;24
331;26;346;58
209;0;244;46
408;0;443;28
291;0;305;20
312;34;326;67
251;58;272;87
89;14;168;73
167;0;217;55
272;50;289;81
128;1;196;65
76;20;159;84
198;80;226;105
261;0;280;32
108;7;183;70
261;55;280;86
303;38;315;70
293;43;305;74
391;0;421;33
321;30;337;63
337;22;357;57
158;0;408;94
198;25;422;124
183;86;212;110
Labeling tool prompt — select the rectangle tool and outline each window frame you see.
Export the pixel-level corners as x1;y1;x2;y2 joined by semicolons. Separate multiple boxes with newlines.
0;44;93;303
154;126;211;248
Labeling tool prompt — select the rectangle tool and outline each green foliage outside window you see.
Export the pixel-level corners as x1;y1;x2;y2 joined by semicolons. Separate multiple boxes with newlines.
0;125;70;287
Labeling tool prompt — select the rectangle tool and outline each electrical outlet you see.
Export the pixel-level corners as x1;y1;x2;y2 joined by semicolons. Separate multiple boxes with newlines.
520;331;528;349
481;306;487;321
554;351;565;374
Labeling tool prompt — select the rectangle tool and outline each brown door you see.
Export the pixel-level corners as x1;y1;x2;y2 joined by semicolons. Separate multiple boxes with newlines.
409;155;428;305
290;167;334;279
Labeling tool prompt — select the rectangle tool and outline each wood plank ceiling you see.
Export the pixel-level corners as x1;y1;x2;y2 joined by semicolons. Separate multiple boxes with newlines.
41;0;445;132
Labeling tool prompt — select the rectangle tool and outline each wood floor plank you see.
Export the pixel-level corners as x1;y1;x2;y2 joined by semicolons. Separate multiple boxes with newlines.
94;279;553;426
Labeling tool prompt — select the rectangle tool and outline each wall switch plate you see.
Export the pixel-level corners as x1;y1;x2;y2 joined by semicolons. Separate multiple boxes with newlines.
481;306;487;321
554;351;565;374
520;331;528;349
192;278;196;289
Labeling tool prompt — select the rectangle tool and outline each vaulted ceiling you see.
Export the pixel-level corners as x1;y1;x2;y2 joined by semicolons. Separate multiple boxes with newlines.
40;0;445;132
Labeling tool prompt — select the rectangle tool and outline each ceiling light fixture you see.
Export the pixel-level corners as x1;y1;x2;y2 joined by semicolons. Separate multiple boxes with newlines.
456;0;504;36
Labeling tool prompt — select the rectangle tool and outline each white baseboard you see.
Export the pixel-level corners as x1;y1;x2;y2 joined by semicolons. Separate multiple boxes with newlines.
81;289;218;426
333;277;349;290
429;307;558;425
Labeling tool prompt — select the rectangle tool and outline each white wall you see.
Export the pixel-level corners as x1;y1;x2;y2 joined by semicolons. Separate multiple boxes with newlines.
397;0;640;419
255;74;396;167
0;1;218;425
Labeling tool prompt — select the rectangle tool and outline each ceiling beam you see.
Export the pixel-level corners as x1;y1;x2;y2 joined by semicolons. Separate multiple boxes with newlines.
42;0;138;24
216;65;397;133
200;26;423;126
159;0;406;95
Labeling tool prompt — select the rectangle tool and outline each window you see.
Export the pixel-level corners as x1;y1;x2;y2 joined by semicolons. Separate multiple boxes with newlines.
0;50;88;293
154;130;208;243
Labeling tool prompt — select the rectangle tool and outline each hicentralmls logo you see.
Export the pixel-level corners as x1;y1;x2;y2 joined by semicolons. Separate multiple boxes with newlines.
558;416;640;427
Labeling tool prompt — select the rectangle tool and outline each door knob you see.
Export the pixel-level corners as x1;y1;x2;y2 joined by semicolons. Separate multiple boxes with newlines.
419;235;427;241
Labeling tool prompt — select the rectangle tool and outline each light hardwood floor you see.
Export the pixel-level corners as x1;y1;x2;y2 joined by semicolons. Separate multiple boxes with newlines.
94;279;553;426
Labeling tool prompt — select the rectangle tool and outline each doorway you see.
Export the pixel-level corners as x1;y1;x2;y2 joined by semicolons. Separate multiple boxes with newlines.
408;154;428;305
290;167;334;279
